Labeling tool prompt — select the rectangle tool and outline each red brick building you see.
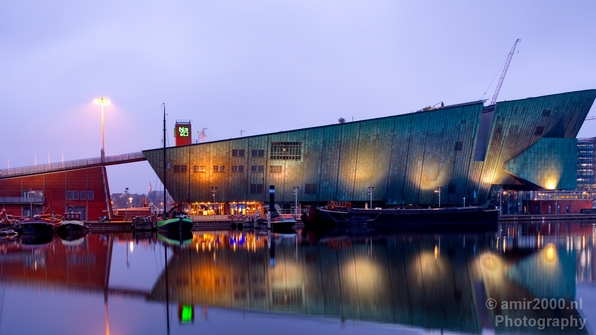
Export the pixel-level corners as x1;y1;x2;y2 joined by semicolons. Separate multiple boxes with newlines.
523;199;592;214
0;166;111;221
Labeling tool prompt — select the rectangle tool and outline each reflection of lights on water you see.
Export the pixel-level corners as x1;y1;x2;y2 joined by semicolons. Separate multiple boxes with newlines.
544;244;557;262
434;245;439;259
129;241;134;253
481;254;498;270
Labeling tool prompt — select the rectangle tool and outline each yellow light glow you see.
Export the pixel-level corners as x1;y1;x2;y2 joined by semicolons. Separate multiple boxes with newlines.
544;244;557;262
93;97;111;105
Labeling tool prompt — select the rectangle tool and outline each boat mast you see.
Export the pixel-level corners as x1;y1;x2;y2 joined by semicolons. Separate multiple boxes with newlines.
163;103;167;219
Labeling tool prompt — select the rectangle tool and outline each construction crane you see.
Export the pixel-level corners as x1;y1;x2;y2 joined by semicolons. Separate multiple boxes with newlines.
490;38;521;105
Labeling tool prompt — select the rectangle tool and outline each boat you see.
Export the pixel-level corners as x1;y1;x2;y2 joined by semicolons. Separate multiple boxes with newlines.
17;214;61;235
57;212;88;233
307;201;500;233
155;104;194;233
156;213;193;232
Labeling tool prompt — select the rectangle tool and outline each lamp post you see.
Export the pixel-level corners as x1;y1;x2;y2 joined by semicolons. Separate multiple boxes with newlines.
293;186;299;219
28;189;34;218
368;186;374;209
93;97;110;162
435;187;442;208
211;186;217;221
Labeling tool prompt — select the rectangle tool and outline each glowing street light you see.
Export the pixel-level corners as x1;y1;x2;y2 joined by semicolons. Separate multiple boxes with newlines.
435;187;442;208
93;97;111;162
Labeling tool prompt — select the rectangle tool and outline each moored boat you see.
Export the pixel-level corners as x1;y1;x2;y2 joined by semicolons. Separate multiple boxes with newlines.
57;212;88;233
18;215;61;235
308;202;500;233
156;214;193;232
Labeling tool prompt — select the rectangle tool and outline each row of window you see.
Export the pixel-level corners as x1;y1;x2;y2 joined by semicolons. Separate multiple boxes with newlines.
232;149;265;157
178;165;286;173
231;143;303;160
245;183;318;194
66;190;95;201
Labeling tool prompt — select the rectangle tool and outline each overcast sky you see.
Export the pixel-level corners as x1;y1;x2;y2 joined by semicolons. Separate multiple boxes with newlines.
2;1;595;195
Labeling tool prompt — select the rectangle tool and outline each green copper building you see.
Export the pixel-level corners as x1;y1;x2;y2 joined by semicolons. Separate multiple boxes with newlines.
143;89;596;211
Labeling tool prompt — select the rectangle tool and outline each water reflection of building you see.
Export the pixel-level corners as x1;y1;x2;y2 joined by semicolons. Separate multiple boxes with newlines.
148;229;589;334
0;233;111;292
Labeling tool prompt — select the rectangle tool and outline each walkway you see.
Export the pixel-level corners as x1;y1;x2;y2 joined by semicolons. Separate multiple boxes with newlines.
0;152;146;179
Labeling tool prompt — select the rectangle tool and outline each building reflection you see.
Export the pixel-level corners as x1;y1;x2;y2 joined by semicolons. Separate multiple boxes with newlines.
146;224;594;334
0;223;594;334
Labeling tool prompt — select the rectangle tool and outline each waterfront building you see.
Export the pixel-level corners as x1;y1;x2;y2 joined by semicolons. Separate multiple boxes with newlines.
143;89;596;215
0;167;110;221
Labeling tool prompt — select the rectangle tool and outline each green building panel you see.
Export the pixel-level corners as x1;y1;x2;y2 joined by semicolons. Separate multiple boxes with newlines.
143;89;596;207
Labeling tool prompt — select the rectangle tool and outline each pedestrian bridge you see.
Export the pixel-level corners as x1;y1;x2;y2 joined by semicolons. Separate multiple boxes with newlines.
0;152;147;179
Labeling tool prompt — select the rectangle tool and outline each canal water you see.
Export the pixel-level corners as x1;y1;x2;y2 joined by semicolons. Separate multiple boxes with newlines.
0;221;595;335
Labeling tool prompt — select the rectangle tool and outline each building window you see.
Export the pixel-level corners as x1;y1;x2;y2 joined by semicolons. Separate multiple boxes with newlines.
199;165;206;172
251;165;264;173
80;191;86;200
220;165;226;172
534;126;545;136
67;190;79;200
193;165;199;173
270;142;301;160
454;141;463;151
88;190;94;200
232;165;244;173
232;166;238;172
213;166;219;172
252;149;265;157
232;149;245;157
270;165;282;173
250;184;264;194
305;184;317;194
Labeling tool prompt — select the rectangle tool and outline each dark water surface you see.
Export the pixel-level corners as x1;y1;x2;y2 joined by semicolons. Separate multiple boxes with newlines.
0;221;595;335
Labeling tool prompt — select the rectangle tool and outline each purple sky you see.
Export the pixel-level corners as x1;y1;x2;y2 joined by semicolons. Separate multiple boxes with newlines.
2;1;595;195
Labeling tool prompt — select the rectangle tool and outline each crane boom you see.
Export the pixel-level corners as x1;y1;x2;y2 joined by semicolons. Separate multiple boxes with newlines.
490;38;521;105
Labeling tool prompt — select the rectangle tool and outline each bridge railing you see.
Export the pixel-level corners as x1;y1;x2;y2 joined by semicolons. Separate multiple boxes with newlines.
0;152;146;179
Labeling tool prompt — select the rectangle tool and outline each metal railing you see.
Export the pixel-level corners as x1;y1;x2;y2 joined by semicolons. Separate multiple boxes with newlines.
0;152;146;179
0;196;44;205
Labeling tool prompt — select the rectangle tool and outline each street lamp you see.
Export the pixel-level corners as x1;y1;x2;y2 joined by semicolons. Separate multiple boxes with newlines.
93;97;110;162
368;186;374;209
293;186;299;219
435;187;442;208
211;186;218;219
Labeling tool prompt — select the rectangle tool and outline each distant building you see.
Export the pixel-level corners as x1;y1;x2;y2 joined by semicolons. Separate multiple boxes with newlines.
577;137;596;192
143;89;596;215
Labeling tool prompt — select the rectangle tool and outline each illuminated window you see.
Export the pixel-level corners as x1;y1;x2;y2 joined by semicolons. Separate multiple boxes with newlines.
270;165;282;173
